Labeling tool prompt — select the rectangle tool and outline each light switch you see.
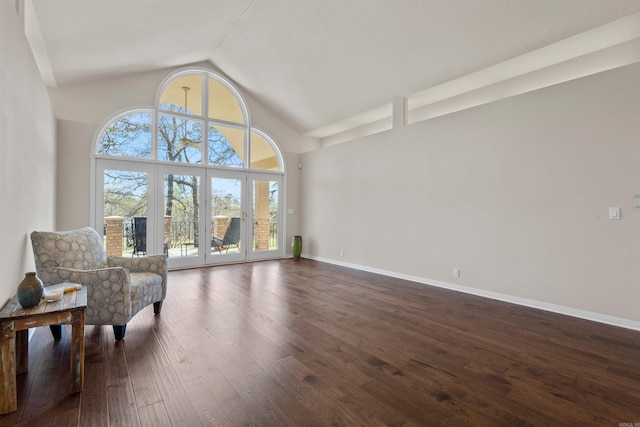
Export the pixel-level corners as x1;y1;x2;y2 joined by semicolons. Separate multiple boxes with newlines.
609;207;621;220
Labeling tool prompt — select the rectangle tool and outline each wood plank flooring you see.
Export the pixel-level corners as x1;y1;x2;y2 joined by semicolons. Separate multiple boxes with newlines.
1;259;640;426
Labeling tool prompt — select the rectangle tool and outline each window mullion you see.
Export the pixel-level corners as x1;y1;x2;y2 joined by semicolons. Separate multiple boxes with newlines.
202;72;209;166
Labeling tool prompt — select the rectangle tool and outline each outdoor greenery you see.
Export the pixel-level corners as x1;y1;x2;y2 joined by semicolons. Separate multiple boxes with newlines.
104;171;147;218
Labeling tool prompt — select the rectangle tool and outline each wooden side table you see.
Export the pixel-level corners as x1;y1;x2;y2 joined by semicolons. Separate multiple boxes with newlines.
0;285;87;414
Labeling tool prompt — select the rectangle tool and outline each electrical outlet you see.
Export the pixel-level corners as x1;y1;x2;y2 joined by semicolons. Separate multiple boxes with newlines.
453;268;460;278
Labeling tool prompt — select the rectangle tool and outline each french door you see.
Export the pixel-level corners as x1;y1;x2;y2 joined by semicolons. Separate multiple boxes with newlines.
94;159;158;259
247;172;283;261
162;168;283;268
94;160;283;269
159;164;208;269
206;169;246;265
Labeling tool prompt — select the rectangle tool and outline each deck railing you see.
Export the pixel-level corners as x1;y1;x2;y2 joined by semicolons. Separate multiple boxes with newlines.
106;218;279;255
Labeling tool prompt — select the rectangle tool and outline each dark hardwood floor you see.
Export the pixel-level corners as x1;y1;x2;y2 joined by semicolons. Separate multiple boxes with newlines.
2;259;640;426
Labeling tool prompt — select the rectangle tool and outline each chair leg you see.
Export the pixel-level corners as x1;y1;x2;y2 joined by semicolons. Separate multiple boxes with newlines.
113;325;127;341
50;325;62;341
153;301;163;314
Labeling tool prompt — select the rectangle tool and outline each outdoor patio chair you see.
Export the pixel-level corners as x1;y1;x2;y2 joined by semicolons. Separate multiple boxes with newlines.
132;216;147;256
30;227;167;341
212;217;241;253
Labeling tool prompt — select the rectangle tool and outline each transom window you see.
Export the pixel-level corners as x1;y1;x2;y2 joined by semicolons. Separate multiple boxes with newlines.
96;70;282;172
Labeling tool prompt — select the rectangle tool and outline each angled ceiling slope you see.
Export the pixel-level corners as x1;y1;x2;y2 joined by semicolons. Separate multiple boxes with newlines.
24;0;640;145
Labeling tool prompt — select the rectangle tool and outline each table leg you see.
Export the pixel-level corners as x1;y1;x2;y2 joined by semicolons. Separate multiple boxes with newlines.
0;321;17;414
70;310;85;394
15;329;28;375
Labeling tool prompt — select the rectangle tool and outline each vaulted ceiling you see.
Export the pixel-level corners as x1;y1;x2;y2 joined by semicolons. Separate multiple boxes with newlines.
25;0;640;139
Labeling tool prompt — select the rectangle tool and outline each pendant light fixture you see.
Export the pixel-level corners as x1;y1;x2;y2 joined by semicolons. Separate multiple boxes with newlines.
179;86;198;147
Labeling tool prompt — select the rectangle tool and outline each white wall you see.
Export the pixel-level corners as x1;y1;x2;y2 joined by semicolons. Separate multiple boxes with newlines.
0;1;56;304
49;63;313;250
301;62;640;326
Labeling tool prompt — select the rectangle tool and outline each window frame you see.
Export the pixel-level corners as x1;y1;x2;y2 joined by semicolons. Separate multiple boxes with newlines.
90;68;286;265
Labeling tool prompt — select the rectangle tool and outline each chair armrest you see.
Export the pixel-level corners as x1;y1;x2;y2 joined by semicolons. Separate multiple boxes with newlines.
39;266;133;325
108;255;168;300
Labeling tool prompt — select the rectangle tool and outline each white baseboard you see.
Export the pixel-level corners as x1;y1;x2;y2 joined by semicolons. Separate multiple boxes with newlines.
304;254;640;332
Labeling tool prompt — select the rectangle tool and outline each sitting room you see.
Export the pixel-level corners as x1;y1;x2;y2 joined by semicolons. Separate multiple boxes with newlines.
1;1;640;425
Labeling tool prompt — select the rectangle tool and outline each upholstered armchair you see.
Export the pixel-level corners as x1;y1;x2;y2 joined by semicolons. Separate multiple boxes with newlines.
30;227;167;340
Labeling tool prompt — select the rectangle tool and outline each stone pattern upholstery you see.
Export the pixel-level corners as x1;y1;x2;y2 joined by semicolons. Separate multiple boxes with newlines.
31;227;167;328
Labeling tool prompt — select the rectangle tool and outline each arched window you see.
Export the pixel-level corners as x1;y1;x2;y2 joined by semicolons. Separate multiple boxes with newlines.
93;68;285;269
250;129;281;171
96;70;282;172
98;110;153;159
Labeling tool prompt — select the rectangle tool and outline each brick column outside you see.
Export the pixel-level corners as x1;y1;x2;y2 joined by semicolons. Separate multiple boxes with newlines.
213;216;230;240
104;216;125;256
254;218;270;250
